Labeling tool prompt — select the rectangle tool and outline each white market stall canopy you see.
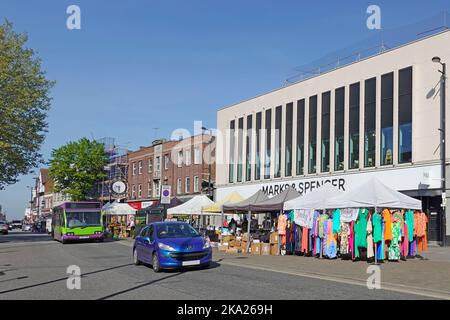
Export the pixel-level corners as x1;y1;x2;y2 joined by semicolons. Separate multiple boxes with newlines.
324;178;422;210
167;195;214;216
102;202;136;216
284;183;345;211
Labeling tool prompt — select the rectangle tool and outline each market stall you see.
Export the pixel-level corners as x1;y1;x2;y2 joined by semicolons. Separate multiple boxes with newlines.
278;178;425;262
102;202;136;239
167;195;214;228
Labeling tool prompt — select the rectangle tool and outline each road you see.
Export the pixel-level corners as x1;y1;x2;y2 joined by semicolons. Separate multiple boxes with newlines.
0;231;430;300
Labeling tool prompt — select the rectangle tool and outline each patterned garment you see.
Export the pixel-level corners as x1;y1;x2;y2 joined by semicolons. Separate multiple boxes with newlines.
389;211;403;260
326;219;337;258
339;222;350;255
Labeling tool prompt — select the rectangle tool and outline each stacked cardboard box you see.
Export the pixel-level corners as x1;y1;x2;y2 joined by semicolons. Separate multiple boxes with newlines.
218;243;229;252
226;247;242;254
270;232;279;244
261;243;271;255
251;243;261;255
270;244;279;255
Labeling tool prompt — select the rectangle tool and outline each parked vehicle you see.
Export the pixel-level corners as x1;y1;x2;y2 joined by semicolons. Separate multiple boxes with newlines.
10;220;23;230
0;221;9;235
22;224;32;232
133;221;212;272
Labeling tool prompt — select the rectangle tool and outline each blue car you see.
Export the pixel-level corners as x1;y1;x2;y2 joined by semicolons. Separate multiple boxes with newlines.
133;221;212;272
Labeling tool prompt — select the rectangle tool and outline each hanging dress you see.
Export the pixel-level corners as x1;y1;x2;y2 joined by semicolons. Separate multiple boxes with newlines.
389;211;402;261
354;208;368;258
326;219;337;258
339;222;350;255
367;215;374;259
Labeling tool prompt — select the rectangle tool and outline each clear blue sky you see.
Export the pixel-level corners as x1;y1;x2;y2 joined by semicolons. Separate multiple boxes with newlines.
1;0;449;220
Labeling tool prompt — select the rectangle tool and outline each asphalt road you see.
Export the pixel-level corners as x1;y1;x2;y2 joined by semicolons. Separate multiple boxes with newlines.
0;231;430;300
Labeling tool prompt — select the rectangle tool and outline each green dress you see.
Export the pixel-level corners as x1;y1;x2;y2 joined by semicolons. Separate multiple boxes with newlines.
372;213;382;243
354;208;368;258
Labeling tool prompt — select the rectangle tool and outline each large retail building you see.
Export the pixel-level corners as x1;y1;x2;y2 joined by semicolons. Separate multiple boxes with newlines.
216;30;450;244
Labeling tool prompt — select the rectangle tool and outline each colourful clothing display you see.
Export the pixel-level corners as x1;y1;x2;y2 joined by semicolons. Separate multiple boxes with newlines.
325;219;337;258
405;210;414;241
278;214;287;235
373;213;382;243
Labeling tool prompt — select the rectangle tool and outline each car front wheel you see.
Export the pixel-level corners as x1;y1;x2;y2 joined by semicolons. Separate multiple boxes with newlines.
152;252;161;273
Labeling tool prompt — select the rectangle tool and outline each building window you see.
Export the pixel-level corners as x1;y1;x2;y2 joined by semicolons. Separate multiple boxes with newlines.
296;99;305;175
177;178;182;195
185;149;191;166
308;96;317;174
275;106;282;178
237;117;244;182
138;161;143;175
194;176;199;193
155;156;161;171
148;182;151;197
194;147;201;164
229;120;235;183
321;91;331;173
177;150;183;168
132;162;137;176
349;82;360;169
381;72;394;166
399;66;412;163
285;103;293;177
164;155;169;170
246;114;253;181
131;185;136;199
364;77;376;168
185;177;190;193
255;112;262;180
138;184;142;198
148;159;153;173
335;87;345;171
153;180;160;198
264;109;272;179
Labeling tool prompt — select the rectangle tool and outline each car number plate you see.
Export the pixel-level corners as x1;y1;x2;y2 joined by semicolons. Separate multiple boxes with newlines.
182;260;200;266
79;236;90;239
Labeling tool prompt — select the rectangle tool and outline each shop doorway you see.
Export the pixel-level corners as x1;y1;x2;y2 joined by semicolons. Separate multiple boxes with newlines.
420;196;442;242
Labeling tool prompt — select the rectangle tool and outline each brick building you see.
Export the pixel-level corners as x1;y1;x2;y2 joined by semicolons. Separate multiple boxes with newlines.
126;134;215;209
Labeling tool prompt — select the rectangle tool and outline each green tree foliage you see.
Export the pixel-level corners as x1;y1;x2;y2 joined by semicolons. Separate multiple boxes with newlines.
49;138;108;201
0;20;55;189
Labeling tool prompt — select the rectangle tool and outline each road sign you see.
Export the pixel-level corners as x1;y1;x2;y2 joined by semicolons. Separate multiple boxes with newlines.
161;185;171;204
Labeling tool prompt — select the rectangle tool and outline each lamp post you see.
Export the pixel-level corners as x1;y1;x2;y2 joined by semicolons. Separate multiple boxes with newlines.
202;126;213;199
432;56;447;246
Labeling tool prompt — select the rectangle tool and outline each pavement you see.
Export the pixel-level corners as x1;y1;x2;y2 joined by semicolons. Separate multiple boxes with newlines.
0;231;448;300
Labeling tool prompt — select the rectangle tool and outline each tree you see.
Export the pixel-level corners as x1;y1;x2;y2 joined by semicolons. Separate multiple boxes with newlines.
0;20;55;189
49;138;108;201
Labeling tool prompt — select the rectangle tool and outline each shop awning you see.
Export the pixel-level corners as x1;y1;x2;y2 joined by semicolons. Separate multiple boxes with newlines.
222;190;269;212
166;195;214;215
284;183;344;211
202;191;244;214
102;201;136;215
250;186;301;212
324;177;422;210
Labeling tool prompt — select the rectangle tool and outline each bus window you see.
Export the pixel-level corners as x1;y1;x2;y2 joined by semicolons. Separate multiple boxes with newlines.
65;211;101;228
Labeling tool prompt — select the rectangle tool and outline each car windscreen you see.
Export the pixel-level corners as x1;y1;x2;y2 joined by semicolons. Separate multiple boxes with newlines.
65;211;101;228
156;223;200;239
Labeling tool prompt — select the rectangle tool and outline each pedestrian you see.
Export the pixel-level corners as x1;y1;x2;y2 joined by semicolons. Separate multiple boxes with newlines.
229;218;237;234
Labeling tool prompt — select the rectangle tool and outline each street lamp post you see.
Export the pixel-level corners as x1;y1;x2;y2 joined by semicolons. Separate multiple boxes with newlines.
433;56;447;246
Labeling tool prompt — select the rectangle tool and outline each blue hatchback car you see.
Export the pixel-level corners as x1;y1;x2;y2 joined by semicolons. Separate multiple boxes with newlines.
133;221;212;272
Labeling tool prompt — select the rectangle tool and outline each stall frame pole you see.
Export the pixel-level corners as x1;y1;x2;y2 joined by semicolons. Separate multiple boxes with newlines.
246;210;251;253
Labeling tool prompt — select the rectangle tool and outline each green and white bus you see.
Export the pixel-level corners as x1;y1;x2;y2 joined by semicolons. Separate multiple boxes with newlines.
52;202;104;244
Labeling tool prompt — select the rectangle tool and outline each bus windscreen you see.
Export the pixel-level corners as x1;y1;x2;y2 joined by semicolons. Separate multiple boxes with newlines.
66;211;101;228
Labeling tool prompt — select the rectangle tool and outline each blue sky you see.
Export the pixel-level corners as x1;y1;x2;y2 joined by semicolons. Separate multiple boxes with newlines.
1;0;449;219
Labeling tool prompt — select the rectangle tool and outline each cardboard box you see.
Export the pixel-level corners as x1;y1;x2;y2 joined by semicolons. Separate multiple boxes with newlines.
226;248;241;254
222;235;235;243
218;244;228;252
242;233;250;242
233;241;242;248
241;241;249;252
251;243;261;255
270;243;279;256
261;243;271;256
270;232;279;244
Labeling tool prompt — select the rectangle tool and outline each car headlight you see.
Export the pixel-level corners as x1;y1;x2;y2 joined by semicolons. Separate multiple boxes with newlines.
158;242;176;251
203;241;211;249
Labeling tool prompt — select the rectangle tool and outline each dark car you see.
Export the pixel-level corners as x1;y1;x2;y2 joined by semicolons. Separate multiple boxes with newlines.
0;221;9;235
133;221;212;272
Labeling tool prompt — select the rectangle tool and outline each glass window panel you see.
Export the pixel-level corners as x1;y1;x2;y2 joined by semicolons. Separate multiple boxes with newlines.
237;117;244;182
275;106;282;178
309;96;317;174
296;99;305;175
321;92;331;172
228;120;235;183
255;112;262;180
246;115;252;181
364;78;376;168
264;109;272;179
285;103;293;176
335;87;345;171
